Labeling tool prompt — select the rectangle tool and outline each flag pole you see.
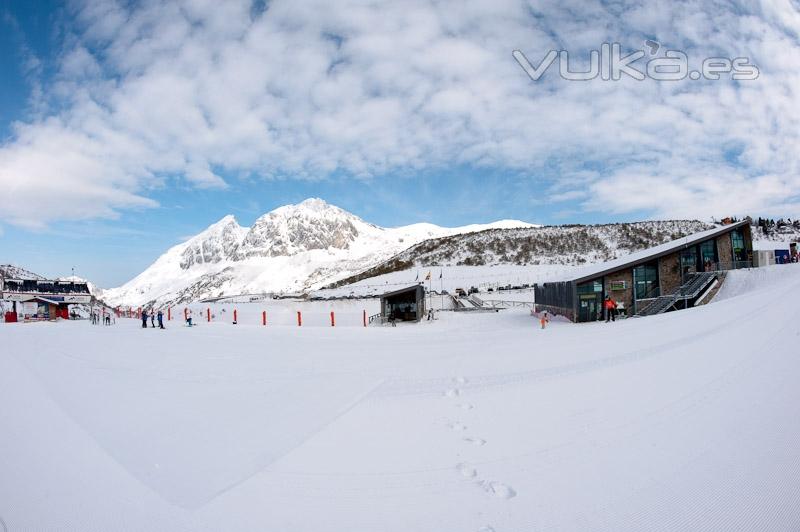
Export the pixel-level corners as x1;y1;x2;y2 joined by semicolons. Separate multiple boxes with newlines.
440;270;443;310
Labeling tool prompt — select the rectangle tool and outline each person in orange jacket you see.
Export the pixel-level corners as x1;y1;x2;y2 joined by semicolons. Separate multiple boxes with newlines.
539;311;550;329
604;295;617;322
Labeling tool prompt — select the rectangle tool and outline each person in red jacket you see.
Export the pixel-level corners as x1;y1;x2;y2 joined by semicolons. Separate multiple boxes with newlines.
604;295;617;322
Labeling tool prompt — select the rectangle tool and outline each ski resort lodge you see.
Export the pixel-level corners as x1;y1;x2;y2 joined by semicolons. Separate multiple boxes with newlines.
1;278;92;321
534;221;753;322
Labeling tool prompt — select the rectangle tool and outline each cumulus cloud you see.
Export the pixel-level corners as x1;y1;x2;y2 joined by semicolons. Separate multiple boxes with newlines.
1;0;799;227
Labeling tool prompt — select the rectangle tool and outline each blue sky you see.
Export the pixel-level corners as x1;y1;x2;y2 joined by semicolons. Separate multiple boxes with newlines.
1;0;798;287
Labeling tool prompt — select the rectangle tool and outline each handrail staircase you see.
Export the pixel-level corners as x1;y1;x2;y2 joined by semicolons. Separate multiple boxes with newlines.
636;272;718;317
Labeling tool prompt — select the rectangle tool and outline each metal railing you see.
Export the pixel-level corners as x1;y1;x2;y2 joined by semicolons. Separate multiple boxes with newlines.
636;271;720;317
480;299;535;309
679;260;752;285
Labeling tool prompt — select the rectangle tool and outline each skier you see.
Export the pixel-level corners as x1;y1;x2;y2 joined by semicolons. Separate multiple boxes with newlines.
157;310;165;329
185;309;193;327
539;311;550;329
141;309;148;329
605;296;617;322
150;310;156;328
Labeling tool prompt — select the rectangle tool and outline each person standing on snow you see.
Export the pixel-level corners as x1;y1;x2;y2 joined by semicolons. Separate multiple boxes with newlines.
157;310;165;329
605;296;617;322
150;310;156;328
540;311;550;329
141;309;148;329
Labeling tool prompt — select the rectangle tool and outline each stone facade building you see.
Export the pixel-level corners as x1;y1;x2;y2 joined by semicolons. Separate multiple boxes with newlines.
534;221;753;322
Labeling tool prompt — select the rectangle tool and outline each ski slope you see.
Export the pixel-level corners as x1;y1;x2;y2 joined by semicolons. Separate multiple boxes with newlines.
1;264;799;531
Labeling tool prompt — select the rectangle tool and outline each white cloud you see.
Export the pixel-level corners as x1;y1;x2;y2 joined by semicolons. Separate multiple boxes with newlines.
1;0;799;227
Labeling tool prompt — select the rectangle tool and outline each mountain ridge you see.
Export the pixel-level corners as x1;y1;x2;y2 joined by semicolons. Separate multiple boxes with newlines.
102;198;537;307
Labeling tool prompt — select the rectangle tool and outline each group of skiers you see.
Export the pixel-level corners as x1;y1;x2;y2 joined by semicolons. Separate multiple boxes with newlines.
141;309;165;329
90;311;113;325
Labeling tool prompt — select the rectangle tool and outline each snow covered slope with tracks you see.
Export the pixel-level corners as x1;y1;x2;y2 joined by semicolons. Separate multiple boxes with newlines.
2;264;799;531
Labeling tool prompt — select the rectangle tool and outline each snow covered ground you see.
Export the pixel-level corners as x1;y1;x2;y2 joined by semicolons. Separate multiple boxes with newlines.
2;264;800;531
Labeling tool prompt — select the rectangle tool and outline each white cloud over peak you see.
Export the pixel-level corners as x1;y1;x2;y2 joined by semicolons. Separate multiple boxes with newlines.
1;0;799;227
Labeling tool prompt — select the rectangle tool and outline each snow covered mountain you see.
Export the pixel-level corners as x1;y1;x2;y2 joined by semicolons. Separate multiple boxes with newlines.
103;199;536;307
0;264;47;281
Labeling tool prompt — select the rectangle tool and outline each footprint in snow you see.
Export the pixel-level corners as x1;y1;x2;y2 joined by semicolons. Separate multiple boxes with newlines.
463;437;487;446
479;481;517;499
456;462;477;478
443;388;461;398
448;422;468;431
457;403;474;410
453;376;468;384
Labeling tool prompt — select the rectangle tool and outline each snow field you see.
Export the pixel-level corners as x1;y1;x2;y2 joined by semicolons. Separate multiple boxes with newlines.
1;264;799;531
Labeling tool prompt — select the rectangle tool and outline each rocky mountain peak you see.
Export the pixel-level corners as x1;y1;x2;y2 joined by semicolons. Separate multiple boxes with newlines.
235;199;373;259
179;215;246;269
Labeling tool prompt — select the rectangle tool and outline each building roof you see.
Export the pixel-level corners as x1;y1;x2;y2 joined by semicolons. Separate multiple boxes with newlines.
752;240;795;251
380;285;424;299
567;220;749;284
34;296;63;305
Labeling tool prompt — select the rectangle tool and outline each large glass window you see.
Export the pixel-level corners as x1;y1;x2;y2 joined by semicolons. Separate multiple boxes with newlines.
731;228;746;262
699;239;717;271
680;248;697;275
633;262;659;299
577;280;603;294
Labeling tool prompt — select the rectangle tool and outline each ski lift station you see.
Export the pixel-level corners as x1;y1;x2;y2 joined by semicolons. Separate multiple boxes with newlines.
380;285;426;322
534;220;754;322
1;278;92;321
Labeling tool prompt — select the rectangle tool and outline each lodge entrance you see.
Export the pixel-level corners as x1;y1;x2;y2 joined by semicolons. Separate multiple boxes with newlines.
578;293;602;322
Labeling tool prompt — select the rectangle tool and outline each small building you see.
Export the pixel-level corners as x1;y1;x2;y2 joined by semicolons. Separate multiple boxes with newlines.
752;240;798;266
752;250;776;267
380;285;426;322
2;278;92;320
534;221;753;322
